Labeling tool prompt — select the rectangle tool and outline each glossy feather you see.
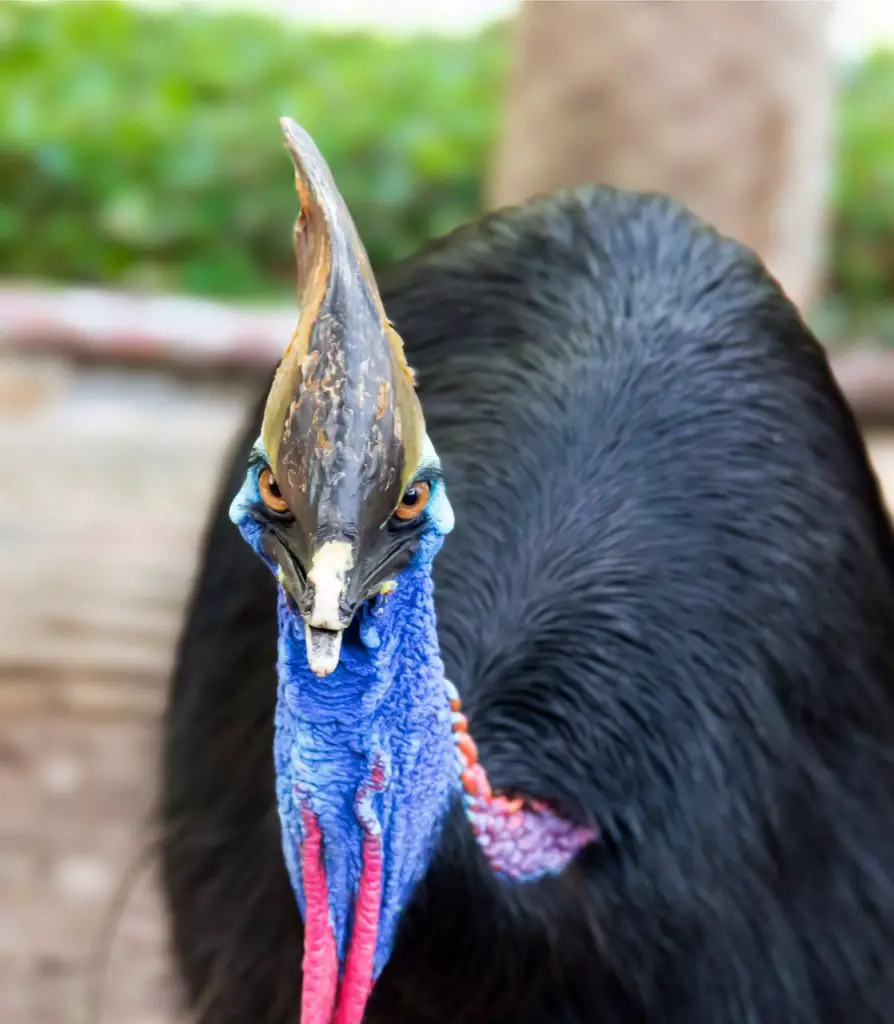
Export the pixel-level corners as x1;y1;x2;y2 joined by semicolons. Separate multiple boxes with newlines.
161;185;894;1023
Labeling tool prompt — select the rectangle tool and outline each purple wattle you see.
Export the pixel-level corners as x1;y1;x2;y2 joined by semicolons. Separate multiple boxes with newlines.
444;680;597;882
466;796;599;882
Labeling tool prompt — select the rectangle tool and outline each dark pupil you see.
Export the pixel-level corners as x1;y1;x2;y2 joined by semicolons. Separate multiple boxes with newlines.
268;474;282;498
402;486;419;506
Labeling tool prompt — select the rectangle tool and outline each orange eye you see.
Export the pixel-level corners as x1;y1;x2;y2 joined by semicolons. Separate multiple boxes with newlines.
258;468;290;514
394;480;431;522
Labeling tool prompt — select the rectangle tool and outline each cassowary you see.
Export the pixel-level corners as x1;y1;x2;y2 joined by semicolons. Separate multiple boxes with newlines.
160;118;894;1024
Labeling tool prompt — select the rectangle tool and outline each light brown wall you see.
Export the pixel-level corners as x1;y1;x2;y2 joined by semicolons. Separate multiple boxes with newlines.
488;0;834;312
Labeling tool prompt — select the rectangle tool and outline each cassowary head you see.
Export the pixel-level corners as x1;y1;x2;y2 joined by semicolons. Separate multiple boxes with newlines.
244;117;452;673
228;119;457;1024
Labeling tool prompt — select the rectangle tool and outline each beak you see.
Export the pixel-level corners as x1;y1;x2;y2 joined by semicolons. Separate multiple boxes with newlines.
303;625;342;678
261;118;425;677
301;538;353;676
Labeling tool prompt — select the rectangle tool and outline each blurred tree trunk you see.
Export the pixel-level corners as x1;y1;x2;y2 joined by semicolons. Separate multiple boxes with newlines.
488;0;833;312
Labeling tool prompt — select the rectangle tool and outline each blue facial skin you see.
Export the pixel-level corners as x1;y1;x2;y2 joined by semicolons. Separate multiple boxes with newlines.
229;438;458;979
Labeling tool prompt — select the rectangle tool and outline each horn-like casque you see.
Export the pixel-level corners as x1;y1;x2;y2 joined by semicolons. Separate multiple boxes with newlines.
262;118;424;517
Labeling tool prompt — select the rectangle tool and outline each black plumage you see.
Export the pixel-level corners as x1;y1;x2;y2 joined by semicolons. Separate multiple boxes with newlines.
160;186;894;1023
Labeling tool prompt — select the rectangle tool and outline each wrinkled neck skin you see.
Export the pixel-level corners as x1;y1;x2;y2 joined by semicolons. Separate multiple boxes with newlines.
274;560;457;990
273;553;600;1024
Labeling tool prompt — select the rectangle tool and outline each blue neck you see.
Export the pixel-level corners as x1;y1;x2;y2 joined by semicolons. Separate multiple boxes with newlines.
273;564;458;978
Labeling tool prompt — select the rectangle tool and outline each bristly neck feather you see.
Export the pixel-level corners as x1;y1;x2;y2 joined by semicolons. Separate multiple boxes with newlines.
273;560;458;980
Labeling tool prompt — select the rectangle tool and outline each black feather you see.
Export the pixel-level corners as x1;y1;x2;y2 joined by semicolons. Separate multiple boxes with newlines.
160;185;894;1023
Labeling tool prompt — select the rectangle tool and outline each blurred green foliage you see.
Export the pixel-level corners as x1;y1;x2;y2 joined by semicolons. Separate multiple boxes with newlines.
822;49;894;344
0;2;893;344
0;1;505;297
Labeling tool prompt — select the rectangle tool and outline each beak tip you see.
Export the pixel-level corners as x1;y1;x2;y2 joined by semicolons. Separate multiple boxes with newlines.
310;662;337;679
304;623;344;678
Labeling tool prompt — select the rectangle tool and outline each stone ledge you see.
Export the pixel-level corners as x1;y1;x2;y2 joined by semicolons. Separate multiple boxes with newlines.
0;282;292;371
2;281;893;420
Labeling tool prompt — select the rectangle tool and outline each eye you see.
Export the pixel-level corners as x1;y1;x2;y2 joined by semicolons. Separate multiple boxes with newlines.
258;467;290;514
393;480;431;523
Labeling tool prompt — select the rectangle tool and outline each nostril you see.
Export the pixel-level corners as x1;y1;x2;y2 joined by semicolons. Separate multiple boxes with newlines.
297;584;316;619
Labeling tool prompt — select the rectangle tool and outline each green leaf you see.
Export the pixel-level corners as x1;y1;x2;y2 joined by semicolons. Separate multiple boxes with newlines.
0;1;507;299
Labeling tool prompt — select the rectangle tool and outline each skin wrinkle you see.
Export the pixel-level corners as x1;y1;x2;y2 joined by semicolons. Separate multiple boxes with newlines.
269;556;457;980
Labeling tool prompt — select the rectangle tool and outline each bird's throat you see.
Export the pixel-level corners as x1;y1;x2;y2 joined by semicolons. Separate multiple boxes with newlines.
273;572;598;1024
273;575;457;1024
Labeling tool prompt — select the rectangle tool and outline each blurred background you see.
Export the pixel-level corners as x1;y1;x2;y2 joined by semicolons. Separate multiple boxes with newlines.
1;2;893;1022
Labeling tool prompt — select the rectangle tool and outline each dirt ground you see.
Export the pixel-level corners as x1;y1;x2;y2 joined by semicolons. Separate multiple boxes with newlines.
0;356;255;1024
2;352;893;1024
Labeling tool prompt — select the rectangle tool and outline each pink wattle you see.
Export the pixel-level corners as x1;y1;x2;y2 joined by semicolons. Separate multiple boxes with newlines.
299;805;339;1024
333;834;383;1024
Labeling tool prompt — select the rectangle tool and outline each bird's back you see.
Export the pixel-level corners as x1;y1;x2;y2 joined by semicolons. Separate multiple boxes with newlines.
162;186;894;1023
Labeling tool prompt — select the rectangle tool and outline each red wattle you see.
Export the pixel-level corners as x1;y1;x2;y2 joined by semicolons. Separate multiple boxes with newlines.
334;833;383;1024
299;805;339;1024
